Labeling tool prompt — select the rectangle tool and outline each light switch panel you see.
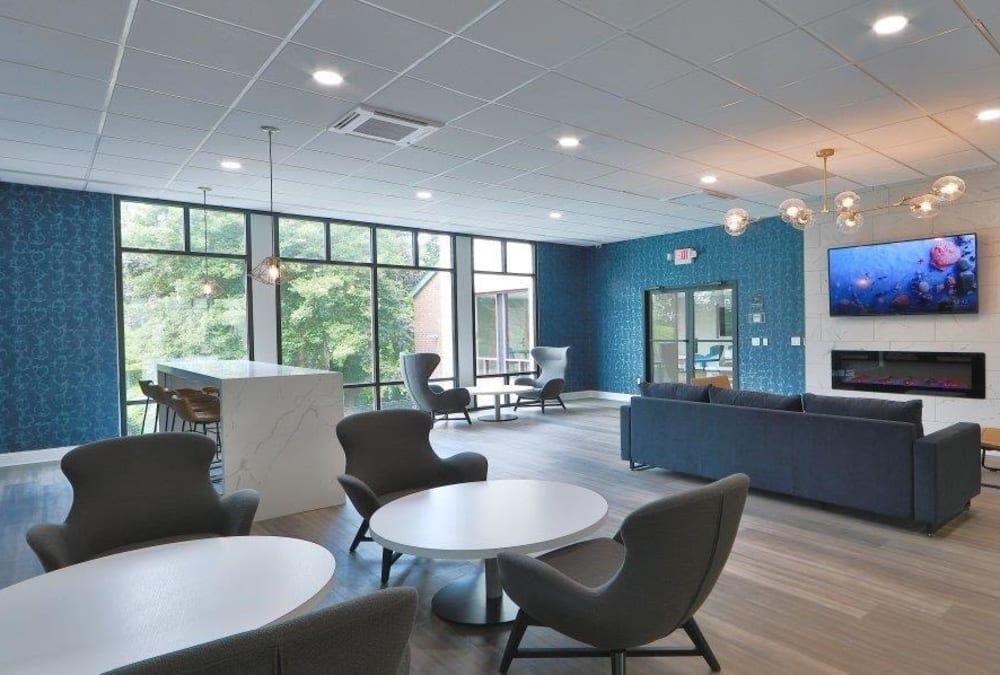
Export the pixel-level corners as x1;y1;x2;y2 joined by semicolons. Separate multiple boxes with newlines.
751;337;761;346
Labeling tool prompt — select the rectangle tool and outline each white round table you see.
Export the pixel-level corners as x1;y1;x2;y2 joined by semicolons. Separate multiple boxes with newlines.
467;384;534;422
0;536;335;675
369;480;608;625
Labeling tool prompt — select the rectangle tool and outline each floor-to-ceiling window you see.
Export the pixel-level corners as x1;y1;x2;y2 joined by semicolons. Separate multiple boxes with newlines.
116;198;250;434
277;219;455;415
473;238;536;398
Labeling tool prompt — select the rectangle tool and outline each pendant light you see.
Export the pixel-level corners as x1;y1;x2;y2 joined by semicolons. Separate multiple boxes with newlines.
249;125;292;286
198;186;222;299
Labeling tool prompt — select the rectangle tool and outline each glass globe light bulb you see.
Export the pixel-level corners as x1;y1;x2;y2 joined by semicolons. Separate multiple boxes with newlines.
789;207;814;231
778;198;806;224
910;194;940;219
931;175;965;203
836;210;864;232
834;191;860;212
267;263;280;281
723;207;749;236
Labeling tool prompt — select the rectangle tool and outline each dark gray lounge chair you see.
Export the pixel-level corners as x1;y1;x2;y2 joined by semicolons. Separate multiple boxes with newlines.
513;346;569;413
400;352;471;424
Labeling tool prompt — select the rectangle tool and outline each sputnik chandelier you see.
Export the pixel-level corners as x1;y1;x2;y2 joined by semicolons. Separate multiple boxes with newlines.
722;148;967;237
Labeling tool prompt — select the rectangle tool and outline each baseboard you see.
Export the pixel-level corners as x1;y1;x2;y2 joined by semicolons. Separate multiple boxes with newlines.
562;390;633;402
0;446;73;468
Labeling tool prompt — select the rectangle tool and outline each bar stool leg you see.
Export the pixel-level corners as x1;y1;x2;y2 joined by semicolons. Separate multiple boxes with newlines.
140;397;151;435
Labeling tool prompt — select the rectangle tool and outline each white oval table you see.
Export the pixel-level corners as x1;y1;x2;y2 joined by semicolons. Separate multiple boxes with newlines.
466;384;534;422
0;536;336;675
369;480;608;625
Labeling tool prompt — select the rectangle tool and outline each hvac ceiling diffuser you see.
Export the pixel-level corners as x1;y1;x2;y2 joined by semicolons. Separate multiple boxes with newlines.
329;106;441;146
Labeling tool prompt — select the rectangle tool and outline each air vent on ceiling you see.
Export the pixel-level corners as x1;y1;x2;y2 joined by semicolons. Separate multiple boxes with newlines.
666;189;739;207
755;166;827;188
329;106;440;146
702;188;738;200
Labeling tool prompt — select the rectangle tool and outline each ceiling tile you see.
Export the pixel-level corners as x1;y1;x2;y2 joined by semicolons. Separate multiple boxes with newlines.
0;156;89;178
380;147;468;174
711;30;845;93
92;153;179;178
478;143;561;171
238;80;356;126
462;0;619;68
808;94;921;135
409;39;543;100
558;35;693;98
580;101;729;153
173;165;260;189
156;0;317;37
305;131;399;161
0;18;118;80
678;140;765;165
444;161;525;184
109;85;226;129
98;136;195;164
536;157;616;181
631;71;748;118
128;2;279;75
283;148;370;174
102;113;207;148
698;96;802;136
889;63;1000;115
354;163;436;185
827;152;923;184
293;1;447;71
0;0;130;42
451;105;556;139
587;170;690;198
0;119;96;152
334;176;421;199
0;61;108;110
763;0;861;25
634;0;794;65
366;0;497;32
743;118;842;151
905;149;994;176
562;0;681;29
634;153;711;179
884;134;973;164
366;77;486;124
724;153;808;177
413;127;509;159
117;49;250;105
498;73;622;127
2;172;86;191
260;43;397;103
200;133;297;162
577;137;671;170
217;110;323;147
765;64;894;117
850;117;951;151
0;93;101;133
863;27;997;94
806;0;970;63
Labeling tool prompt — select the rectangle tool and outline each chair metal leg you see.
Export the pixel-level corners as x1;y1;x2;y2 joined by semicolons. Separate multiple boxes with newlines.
540;398;546;414
557;396;566;410
381;547;402;586
683;618;721;672
349;520;369;552
499;610;529;673
611;651;626;675
513;397;520;411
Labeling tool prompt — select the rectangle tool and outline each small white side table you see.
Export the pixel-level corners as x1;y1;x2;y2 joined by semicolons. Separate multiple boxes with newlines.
369;480;608;625
467;384;534;422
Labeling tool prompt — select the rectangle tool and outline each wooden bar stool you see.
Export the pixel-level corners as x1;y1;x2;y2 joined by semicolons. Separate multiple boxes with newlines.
171;392;222;462
137;380;158;434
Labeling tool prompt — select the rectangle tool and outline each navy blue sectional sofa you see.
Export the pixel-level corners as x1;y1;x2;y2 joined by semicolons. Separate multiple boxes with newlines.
619;385;981;533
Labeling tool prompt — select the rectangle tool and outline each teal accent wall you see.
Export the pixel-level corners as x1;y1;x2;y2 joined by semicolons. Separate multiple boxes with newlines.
537;217;805;395
0;182;119;452
535;242;595;391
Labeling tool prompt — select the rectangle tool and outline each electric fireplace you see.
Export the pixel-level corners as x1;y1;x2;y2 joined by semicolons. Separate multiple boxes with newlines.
831;350;985;399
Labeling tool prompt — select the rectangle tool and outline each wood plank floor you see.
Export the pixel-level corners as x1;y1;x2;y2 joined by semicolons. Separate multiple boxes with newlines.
3;399;1000;674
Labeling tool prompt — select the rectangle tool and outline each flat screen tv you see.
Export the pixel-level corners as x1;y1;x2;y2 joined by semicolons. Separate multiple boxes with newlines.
828;233;978;316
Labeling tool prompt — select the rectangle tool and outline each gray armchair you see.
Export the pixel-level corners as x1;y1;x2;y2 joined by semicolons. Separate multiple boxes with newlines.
105;587;418;675
400;352;471;424
336;409;487;585
26;433;259;572
497;474;750;675
513;346;569;413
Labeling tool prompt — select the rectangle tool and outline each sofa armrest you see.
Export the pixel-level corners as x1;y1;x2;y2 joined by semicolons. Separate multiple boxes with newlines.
619;405;631;461
913;422;981;532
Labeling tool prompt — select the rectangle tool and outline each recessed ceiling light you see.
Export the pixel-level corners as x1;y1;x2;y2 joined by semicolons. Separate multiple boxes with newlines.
557;136;580;149
977;108;1000;122
873;15;907;35
700;175;718;185
416;190;433;200
220;159;242;170
549;211;563;219
312;69;344;86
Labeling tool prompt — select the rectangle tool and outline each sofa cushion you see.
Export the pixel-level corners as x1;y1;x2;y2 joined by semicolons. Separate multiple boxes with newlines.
709;386;802;411
639;381;709;402
801;393;923;437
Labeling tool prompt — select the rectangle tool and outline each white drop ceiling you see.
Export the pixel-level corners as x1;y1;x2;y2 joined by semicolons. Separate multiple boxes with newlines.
1;0;999;245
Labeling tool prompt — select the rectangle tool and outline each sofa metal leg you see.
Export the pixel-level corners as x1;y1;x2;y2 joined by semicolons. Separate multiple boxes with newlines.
683;618;721;672
611;651;626;675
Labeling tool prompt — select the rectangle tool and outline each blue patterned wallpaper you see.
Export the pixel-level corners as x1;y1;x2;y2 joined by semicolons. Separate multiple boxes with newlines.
535;242;595;391
538;218;805;395
0;182;119;452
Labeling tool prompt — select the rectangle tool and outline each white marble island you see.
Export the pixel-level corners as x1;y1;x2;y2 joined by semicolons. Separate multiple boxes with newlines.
157;359;344;521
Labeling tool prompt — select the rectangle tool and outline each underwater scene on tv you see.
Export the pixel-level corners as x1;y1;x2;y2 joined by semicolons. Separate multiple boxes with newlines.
828;233;978;316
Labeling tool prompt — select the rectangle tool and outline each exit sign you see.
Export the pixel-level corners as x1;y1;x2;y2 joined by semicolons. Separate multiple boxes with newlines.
672;247;697;265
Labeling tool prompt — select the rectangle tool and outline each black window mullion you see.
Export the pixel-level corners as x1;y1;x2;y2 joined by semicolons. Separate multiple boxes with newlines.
324;220;332;261
182;206;191;253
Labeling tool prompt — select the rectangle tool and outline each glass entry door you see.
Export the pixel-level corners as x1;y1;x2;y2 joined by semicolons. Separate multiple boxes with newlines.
645;285;737;386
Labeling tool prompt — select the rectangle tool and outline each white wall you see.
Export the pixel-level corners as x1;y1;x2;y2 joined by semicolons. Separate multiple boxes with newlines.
804;166;1000;432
